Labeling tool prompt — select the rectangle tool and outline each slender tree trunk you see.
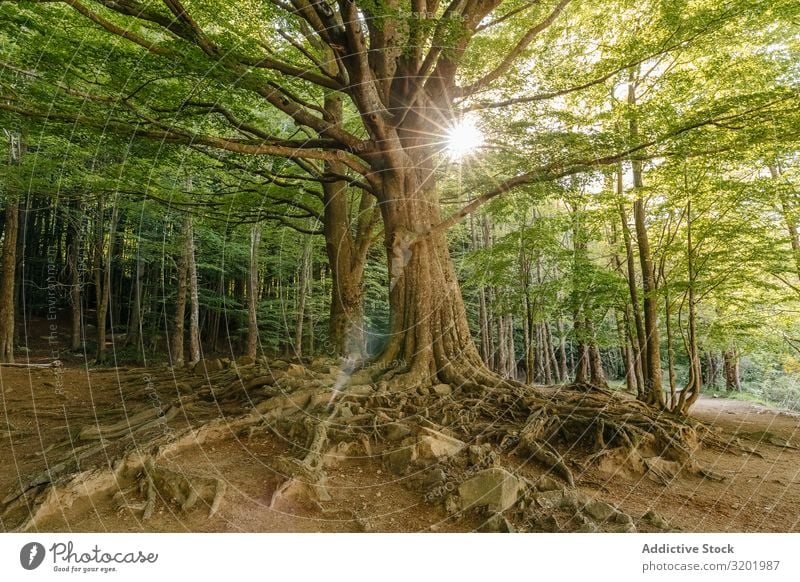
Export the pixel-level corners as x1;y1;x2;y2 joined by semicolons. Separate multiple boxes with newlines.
664;287;677;409
0;197;19;363
294;237;312;358
616;310;636;393
187;218;201;364
675;198;702;414
704;351;720;388
171;217;189;366
126;254;145;353
96;195;119;364
557;318;569;381
66;199;83;351
628;80;664;407
246;224;261;360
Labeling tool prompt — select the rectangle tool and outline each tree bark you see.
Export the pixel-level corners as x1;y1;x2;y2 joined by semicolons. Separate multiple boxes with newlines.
294;237;312;358
723;347;741;391
629;79;664;407
0;197;19;363
171;217;189;366
675;198;702;414
95;195;119;364
246;224;261;360
187;218;201;364
66;199;83;351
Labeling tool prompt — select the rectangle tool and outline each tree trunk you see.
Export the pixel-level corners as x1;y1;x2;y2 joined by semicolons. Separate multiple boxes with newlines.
66;199;83;351
126;254;145;354
0;197;19;363
704;351;720;388
294;237;312;358
675;198;702;414
557;318;569;381
246;224;261;360
171;217;189;366
96;195;119;364
664;287;677;409
187;218;201;364
372;172;485;385
628;80;664;407
723;347;741;391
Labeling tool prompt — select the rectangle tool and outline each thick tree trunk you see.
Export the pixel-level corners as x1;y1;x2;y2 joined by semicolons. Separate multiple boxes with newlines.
372;173;484;385
246;224;261;360
171;217;189;366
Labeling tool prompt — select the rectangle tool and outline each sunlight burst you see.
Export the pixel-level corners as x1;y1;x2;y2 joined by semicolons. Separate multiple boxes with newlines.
445;117;484;160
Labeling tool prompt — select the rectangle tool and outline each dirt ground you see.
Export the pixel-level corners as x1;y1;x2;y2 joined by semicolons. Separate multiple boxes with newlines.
1;362;798;533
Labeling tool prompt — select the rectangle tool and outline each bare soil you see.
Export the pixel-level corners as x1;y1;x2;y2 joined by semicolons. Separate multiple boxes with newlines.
1;363;798;532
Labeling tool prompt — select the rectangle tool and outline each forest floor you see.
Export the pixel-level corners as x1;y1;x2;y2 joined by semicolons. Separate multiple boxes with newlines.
1;357;799;533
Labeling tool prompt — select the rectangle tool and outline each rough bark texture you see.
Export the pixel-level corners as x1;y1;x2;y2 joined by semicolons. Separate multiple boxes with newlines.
724;347;741;391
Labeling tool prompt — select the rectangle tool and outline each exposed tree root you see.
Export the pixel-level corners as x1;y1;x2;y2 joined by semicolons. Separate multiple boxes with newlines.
0;358;759;532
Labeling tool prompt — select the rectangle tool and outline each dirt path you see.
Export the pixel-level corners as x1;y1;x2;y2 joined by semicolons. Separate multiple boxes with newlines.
1;365;798;532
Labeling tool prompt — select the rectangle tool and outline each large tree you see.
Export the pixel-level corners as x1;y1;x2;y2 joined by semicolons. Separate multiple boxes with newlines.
1;0;798;388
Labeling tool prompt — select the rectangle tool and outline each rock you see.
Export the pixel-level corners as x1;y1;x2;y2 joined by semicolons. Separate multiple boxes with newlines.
431;383;452;396
417;386;431;396
611;522;637;533
478;514;515;533
287;363;306;377
575;523;598;533
534;475;562;492
416;427;465;461
444;495;460;514
385;440;417;475
270;360;289;371
642;510;670;530
194;358;223;374
235;355;255;366
533;489;563;510
459;468;522;513
339;406;354;419
385;423;413;442
468;444;493;466
421;467;447;487
175;382;192;395
613;511;634;525
583;500;618;522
